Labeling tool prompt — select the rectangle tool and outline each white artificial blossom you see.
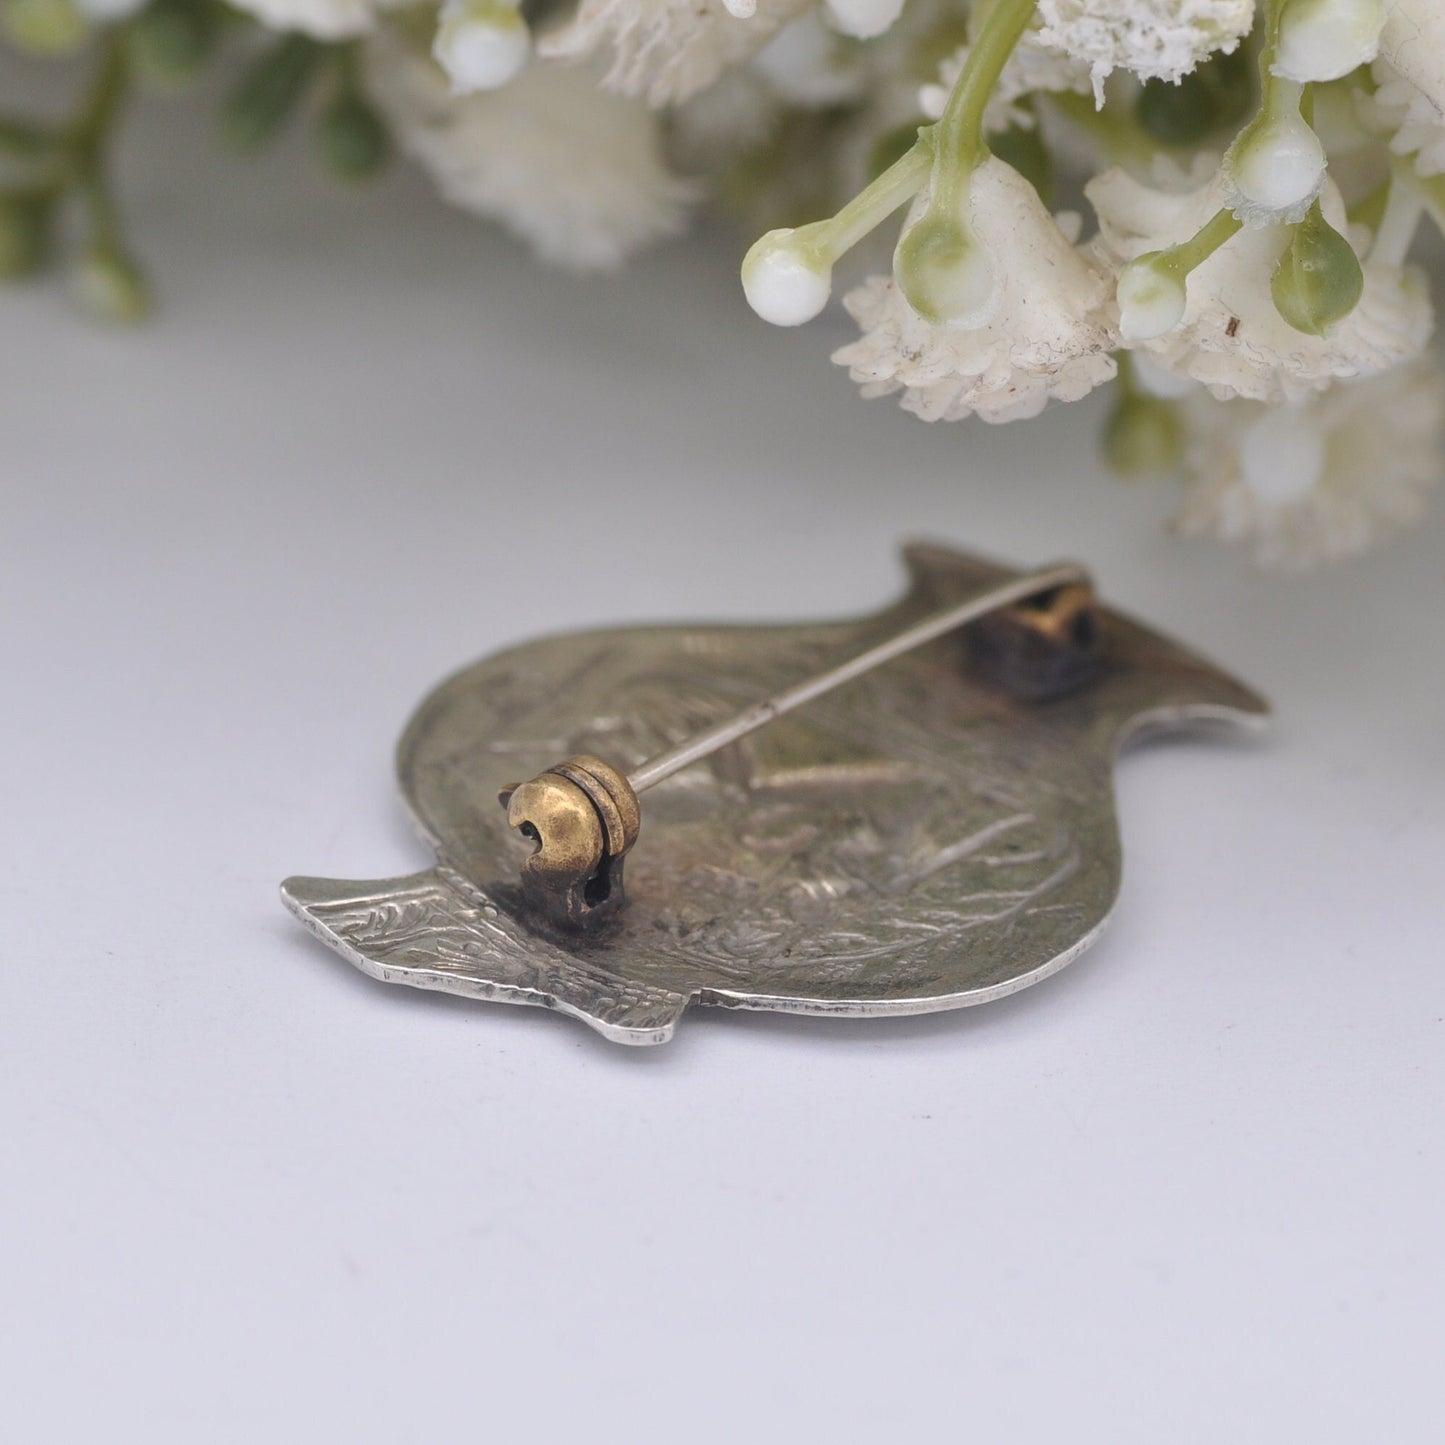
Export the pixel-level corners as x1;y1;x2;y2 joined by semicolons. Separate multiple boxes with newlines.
539;0;810;107
749;12;869;107
1033;0;1256;102
1271;0;1384;86
10;0;1445;570
1378;0;1445;125
433;0;532;95
919;30;1093;135
821;0;905;42
1089;166;1434;402
366;38;695;270
1175;360;1445;568
1367;62;1445;177
227;0;395;40
833;158;1118;423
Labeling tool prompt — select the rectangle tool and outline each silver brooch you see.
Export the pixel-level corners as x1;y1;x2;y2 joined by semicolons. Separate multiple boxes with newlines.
283;542;1267;1044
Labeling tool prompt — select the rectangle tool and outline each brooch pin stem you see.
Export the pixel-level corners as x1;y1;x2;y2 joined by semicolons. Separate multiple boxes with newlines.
502;562;1095;932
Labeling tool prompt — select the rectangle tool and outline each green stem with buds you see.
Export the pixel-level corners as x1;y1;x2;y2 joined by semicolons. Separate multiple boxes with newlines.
66;34;132;241
0;35;146;310
927;0;1038;210
1117;208;1242;340
888;0;1039;324
749;0;1039;282
1223;0;1322;217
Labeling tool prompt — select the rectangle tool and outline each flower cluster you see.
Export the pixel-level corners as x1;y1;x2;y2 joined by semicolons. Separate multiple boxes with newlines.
3;0;1444;566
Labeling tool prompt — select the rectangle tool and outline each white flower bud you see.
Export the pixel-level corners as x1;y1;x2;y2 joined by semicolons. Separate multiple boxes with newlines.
1116;254;1187;341
822;0;905;40
1239;407;1326;506
742;229;832;326
433;0;530;96
1273;0;1385;84
1223;110;1326;225
71;245;151;324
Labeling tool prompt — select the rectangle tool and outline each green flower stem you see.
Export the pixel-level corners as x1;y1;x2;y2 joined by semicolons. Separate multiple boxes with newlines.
319;40;390;180
887;0;1037;325
798;138;935;265
1;29;128;172
768;0;1039;280
7;34;131;191
68;33;130;165
928;0;1038;210
223;33;323;149
40;35;132;254
78;157;124;249
1257;69;1308;136
1232;0;1314;161
1163;207;1243;276
0;115;56;158
332;37;362;89
1257;0;1288;110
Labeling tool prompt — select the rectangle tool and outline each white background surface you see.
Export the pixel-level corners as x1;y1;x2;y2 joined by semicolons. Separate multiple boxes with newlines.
3;71;1444;1444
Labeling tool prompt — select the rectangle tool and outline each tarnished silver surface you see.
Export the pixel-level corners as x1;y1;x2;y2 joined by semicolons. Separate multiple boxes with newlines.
282;543;1269;1044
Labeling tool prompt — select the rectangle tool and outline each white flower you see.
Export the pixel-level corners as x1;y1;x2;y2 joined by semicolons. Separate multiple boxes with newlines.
433;0;531;95
750;12;868;106
1175;361;1445;568
832;159;1118;423
1088;167;1434;402
366;39;694;270
227;0;394;40
1379;0;1445;125
919;31;1093;135
821;0;903;41
540;0;810;107
1273;0;1384;85
1034;0;1255;103
1366;61;1445;177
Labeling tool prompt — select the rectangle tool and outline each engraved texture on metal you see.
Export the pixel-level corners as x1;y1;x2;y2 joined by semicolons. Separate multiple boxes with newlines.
503;563;1097;931
282;543;1269;1045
